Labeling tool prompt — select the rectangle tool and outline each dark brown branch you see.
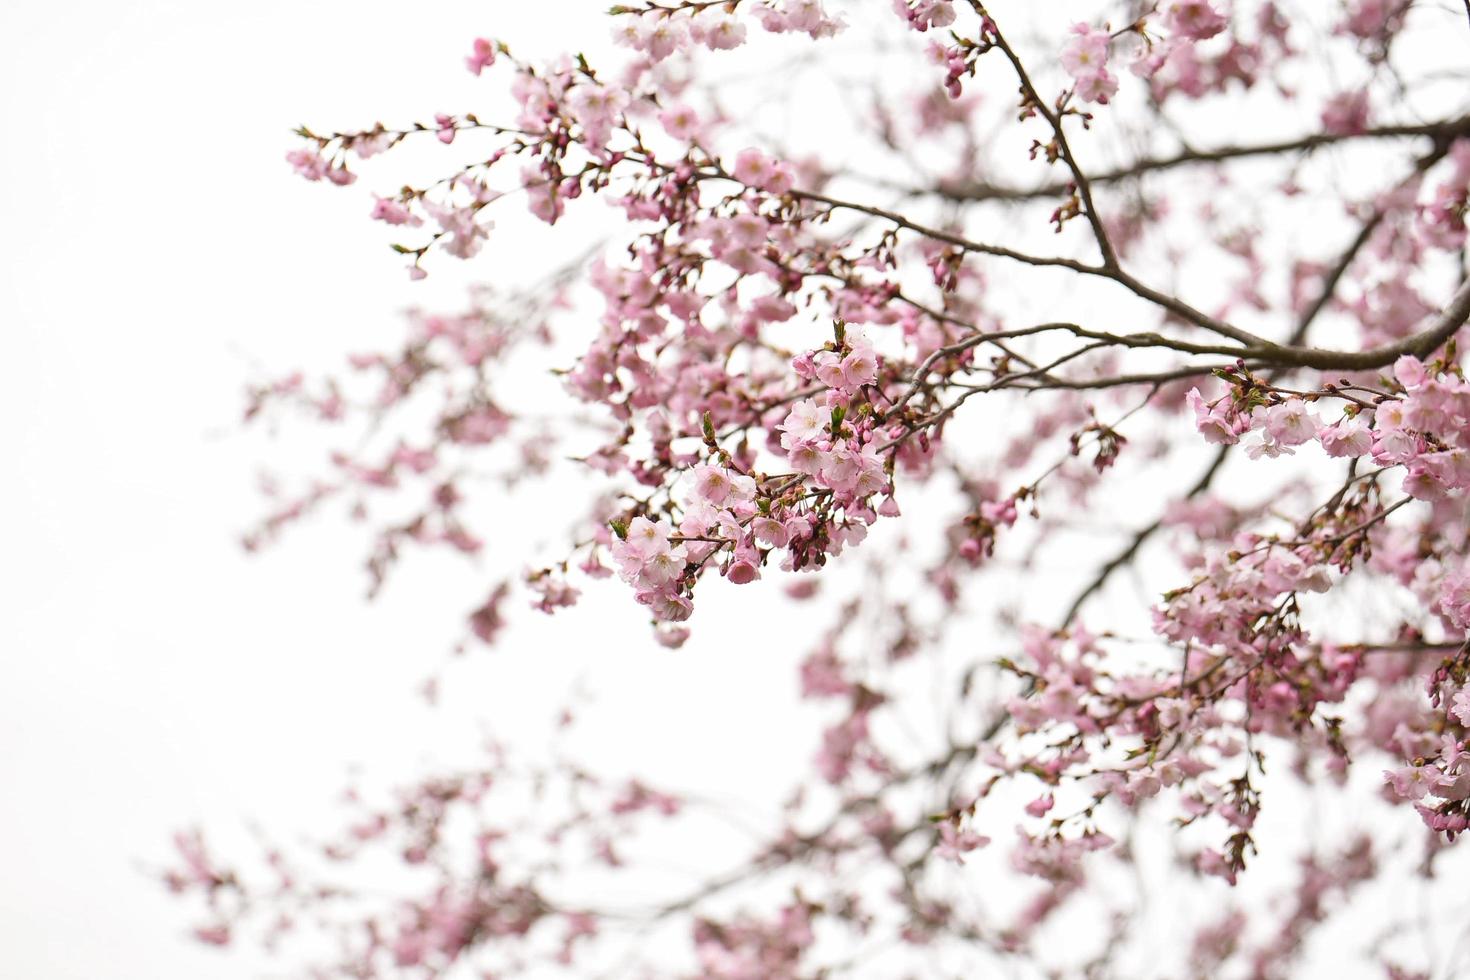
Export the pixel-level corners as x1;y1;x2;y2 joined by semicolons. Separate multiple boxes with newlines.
930;115;1470;204
790;186;1271;348
982;11;1119;270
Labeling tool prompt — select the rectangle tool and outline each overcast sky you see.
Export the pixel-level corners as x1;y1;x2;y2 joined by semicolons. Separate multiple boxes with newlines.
9;3;1470;978
0;3;774;977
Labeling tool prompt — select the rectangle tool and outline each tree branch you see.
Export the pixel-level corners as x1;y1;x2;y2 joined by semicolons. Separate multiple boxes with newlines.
928;115;1470;204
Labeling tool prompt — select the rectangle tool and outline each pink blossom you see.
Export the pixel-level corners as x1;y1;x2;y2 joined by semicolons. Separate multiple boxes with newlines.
658;104;701;141
640;589;693;622
434;113;456;144
193;924;231;946
1451;689;1470;727
1385;765;1436;801
621;516;671;561
841;346;880;388
1061;24;1111;76
1074;69;1120;104
730;148;795;195
935;820;990;863
642;19;687;61
690;464;754;507
1165;1;1228;41
700;16;748;50
1394;355;1427;389
782;399;829;443
752;516;789;547
1440;565;1470;630
1263;400;1318;446
465;38;496;75
1186;387;1240;444
286;147;329;181
1321;90;1370;135
1243;429;1295;459
725;558;760;584
1061;24;1119;104
1318;418;1373;457
1024;794;1055;818
370;196;421;226
655;625;691;649
893;0;956;32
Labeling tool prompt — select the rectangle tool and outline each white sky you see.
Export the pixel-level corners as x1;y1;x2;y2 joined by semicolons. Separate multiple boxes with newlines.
7;2;1470;978
0;3;760;977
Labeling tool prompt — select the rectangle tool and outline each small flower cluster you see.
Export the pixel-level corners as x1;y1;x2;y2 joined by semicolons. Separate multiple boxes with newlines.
612;516;696;622
692;902;817;979
1419;138;1470;250
285;146;357;185
233;6;1470;974
609;0;845;51
612;10;747;56
1062;2;1229;105
890;0;956;34
1060;24;1119;104
1187;355;1470;499
1383;734;1470;834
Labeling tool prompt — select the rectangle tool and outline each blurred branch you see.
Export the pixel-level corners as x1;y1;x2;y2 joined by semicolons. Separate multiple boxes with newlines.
927;115;1470;205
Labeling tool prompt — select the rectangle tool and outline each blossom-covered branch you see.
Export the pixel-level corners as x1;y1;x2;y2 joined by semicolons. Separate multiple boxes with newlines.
174;2;1470;977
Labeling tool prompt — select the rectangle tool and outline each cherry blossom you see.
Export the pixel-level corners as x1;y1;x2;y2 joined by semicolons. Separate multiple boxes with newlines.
175;5;1470;978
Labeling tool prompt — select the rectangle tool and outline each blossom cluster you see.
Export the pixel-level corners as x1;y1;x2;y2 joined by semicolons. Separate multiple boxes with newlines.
1190;354;1470;502
609;0;845;52
1061;2;1229;105
207;3;1470;977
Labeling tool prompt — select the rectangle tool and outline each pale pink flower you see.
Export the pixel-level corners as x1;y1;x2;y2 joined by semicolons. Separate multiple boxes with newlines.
1061;24;1111;76
1439;565;1470;630
1243;430;1295;459
820;442;862;490
691;464;737;506
643;19;687;61
655;625;691;649
286;147;328;181
1394;354;1427;389
622;516;671;560
658;104;700;141
1318;418;1373;457
434;113;457;144
731;147;795;194
781;399;827;442
784;438;825;475
370;197;421;226
1186;388;1239;444
935;821;990;863
640;546;689;587
1450;688;1470;727
1165;0;1228;40
1321;90;1370;135
701;17;748;50
1263;400;1318;446
732;147;775;187
1061;24;1122;104
841;347;880;388
641;589;693;622
1024;794;1055;817
465;38;496;76
752;516;790;547
1074;69;1120;104
1385;764;1436;801
725;558;760;584
350;132;392;158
